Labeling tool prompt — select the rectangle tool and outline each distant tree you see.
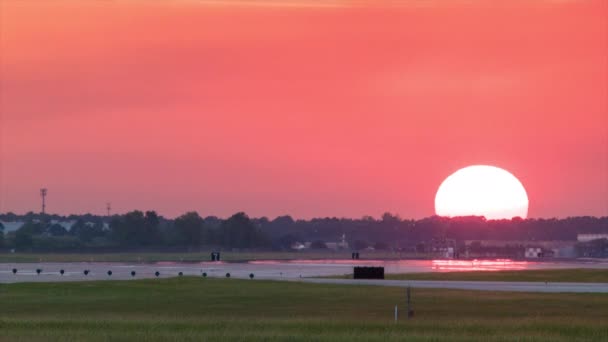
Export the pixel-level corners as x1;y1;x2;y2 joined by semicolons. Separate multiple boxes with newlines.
277;233;301;250
110;211;160;247
0;221;4;247
14;230;34;250
18;221;46;235
144;211;161;245
33;235;82;251
0;212;18;221
381;212;401;224
310;240;327;249
219;212;269;249
469;241;483;253
352;240;368;250
373;241;389;250
48;223;68;236
415;242;426;253
174;212;206;247
273;215;295;227
70;220;105;243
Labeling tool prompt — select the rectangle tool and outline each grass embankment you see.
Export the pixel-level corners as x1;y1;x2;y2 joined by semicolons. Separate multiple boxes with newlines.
0;251;415;263
383;269;608;283
1;278;607;341
327;269;608;283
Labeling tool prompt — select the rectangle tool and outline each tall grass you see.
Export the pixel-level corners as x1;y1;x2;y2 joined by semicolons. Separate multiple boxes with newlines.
1;278;607;341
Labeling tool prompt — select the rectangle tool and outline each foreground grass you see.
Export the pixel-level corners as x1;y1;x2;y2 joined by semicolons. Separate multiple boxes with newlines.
1;278;607;341
0;251;417;263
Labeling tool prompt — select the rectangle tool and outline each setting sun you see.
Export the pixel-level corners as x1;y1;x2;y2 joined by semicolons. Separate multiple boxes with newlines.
435;165;529;220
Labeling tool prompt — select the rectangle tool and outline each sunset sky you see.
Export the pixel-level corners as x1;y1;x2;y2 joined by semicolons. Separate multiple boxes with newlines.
1;0;607;219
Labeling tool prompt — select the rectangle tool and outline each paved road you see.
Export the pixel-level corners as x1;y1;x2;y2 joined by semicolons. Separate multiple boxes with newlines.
2;261;607;293
291;278;608;293
0;261;352;283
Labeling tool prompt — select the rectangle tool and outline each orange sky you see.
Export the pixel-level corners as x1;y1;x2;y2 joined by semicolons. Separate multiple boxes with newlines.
1;0;607;219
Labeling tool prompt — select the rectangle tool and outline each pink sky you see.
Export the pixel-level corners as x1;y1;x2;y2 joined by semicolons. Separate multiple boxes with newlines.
1;0;607;219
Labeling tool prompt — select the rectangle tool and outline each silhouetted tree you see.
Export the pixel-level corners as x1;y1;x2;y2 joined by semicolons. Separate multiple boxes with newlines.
310;240;327;249
219;212;268;248
48;223;68;236
352;240;368;250
70;220;105;243
0;221;4;247
110;211;160;247
374;241;389;250
174;212;206;247
277;233;301;250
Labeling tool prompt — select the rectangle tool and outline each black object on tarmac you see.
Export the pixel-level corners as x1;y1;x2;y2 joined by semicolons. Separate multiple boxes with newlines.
353;266;384;279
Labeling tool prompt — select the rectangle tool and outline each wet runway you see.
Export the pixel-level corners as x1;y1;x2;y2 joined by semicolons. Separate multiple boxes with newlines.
2;259;607;292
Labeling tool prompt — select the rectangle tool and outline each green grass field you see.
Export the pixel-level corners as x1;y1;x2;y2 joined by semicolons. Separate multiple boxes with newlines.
1;278;607;341
0;251;417;263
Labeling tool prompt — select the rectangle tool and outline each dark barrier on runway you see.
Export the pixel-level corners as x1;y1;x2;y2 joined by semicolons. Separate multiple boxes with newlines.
226;273;231;278
84;270;89;275
249;273;254;279
155;271;160;277
353;266;384;279
36;269;42;275
12;268;17;274
60;269;65;275
107;270;112;276
131;271;136;277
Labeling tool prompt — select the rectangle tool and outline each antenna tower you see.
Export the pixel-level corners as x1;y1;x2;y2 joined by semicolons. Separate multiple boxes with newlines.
40;188;48;214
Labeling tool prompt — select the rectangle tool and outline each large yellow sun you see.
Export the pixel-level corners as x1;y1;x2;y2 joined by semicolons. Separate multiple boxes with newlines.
435;165;529;220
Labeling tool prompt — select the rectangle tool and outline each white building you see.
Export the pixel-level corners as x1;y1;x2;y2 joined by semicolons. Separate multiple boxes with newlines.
577;234;608;243
525;247;542;258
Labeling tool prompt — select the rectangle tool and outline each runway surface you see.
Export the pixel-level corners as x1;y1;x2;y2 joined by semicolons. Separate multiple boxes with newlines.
2;259;607;292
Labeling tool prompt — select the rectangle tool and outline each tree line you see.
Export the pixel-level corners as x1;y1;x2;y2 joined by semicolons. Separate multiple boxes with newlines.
0;211;606;252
